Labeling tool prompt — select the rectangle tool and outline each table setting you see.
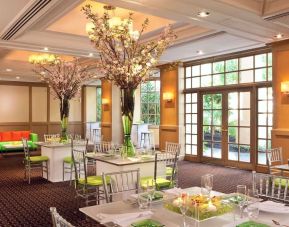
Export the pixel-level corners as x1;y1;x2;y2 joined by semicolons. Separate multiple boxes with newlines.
80;174;289;227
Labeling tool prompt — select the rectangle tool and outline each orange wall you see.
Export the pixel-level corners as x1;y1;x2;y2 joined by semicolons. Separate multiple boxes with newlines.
101;80;112;141
159;65;179;150
272;40;289;163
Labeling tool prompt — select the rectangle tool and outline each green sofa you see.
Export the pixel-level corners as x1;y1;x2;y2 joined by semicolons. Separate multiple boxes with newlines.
0;131;38;152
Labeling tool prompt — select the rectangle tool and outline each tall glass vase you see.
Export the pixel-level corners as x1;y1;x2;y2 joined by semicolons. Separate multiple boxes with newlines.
60;98;70;142
120;88;136;157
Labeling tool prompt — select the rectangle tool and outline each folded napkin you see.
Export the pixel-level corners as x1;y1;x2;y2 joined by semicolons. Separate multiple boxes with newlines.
164;187;184;196
258;201;289;213
223;218;270;227
96;211;153;225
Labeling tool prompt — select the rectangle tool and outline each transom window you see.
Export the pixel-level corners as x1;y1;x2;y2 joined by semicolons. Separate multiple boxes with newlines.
185;53;272;89
141;80;160;125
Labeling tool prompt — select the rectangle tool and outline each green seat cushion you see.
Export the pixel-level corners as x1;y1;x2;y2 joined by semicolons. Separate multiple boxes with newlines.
29;156;49;162
274;178;289;187
63;156;73;164
166;167;173;176
140;176;171;189
79;176;110;186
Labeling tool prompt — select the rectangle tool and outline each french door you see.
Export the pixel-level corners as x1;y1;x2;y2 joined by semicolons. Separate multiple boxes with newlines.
200;89;254;169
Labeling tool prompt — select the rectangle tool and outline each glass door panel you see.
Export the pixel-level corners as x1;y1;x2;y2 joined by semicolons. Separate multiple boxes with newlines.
228;91;251;163
202;93;222;159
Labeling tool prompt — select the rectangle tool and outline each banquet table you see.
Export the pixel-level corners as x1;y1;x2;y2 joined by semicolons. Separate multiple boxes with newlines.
40;142;89;182
80;186;289;227
86;153;165;178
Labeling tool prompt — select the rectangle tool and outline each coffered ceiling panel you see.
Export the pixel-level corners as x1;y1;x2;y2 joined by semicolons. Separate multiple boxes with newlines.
46;1;174;36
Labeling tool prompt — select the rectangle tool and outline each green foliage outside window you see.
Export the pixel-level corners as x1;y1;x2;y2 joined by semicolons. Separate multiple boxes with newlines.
96;87;102;122
141;80;160;125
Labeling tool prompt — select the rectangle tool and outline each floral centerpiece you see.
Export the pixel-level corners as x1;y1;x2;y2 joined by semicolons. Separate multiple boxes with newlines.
83;4;176;157
30;56;93;141
164;193;235;221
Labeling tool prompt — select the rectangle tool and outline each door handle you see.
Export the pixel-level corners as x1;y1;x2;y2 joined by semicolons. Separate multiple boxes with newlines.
222;128;228;132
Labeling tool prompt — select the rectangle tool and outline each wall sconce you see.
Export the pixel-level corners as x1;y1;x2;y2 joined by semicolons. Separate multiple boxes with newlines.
102;98;109;111
281;81;289;95
163;92;174;102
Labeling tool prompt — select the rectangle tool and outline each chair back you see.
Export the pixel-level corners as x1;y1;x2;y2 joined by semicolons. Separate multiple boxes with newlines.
95;141;115;153
165;142;181;155
266;147;283;166
252;171;289;203
102;169;140;203
50;207;74;227
44;134;60;142
71;139;88;185
92;128;102;143
22;138;30;162
154;152;178;185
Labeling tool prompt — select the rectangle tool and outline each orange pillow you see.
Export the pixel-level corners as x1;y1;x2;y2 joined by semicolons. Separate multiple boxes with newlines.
2;132;12;141
0;132;2;142
12;131;22;141
21;131;30;140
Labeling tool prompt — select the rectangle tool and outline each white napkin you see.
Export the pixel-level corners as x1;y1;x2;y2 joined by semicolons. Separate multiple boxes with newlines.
258;201;289;213
96;211;153;225
163;187;184;196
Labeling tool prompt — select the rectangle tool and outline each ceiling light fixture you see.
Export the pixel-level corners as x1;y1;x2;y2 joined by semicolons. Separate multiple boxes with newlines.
275;33;283;39
197;11;210;18
89;53;93;57
16;76;20;80
197;50;204;55
5;68;12;72
43;47;49;51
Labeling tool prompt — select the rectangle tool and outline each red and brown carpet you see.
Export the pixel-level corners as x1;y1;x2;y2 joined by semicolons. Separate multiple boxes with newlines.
0;154;251;227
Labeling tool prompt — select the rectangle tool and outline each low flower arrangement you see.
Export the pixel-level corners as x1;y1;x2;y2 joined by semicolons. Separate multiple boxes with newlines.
164;194;235;221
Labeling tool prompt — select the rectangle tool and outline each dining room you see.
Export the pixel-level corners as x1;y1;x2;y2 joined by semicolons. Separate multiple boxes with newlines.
1;0;289;227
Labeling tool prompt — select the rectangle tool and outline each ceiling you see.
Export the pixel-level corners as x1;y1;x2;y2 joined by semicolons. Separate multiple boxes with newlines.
0;0;289;82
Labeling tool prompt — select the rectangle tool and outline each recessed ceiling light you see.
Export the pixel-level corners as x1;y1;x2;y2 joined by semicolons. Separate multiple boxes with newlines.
16;76;20;80
89;53;94;57
44;47;49;51
275;33;283;39
197;11;210;18
196;50;204;55
5;68;12;72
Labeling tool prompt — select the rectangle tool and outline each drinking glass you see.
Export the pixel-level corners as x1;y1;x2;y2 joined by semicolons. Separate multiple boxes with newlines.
247;204;259;220
237;185;247;218
138;194;149;210
178;193;190;227
145;179;156;207
201;174;213;198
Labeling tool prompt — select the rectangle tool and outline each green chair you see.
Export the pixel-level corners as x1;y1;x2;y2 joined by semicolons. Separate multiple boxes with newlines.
63;136;88;184
252;171;289;203
71;140;106;206
50;207;74;227
22;138;49;184
163;142;181;179
140;151;178;190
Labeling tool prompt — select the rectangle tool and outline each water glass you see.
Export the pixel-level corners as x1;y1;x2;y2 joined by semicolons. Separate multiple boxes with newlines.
201;174;213;197
247;204;259;220
236;185;247;218
178;193;190;227
138;194;149;210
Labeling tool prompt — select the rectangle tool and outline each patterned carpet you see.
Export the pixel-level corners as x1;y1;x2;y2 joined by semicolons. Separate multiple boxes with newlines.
0;154;252;227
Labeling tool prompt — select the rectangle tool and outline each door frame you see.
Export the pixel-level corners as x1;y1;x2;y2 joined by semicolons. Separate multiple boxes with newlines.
198;87;256;170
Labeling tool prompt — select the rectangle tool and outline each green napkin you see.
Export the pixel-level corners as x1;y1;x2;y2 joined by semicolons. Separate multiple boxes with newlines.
142;192;163;201
131;219;164;227
236;221;270;227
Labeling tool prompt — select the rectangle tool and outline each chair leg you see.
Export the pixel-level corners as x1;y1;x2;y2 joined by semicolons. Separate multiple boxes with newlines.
28;167;31;184
46;161;49;181
69;164;73;186
63;161;65;182
24;166;27;181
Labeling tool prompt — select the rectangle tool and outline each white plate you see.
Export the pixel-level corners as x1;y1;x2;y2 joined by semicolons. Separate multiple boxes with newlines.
254;201;289;214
